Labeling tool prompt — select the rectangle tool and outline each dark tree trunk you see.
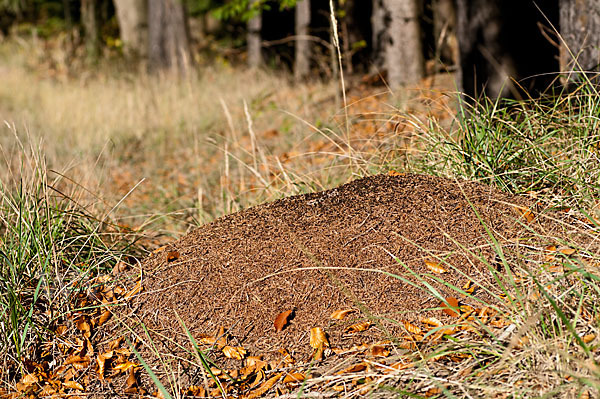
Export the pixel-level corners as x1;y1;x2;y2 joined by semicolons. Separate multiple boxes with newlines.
294;0;310;80
81;0;100;60
247;0;262;68
114;0;148;58
456;0;559;99
559;0;600;81
148;0;192;74
432;0;457;66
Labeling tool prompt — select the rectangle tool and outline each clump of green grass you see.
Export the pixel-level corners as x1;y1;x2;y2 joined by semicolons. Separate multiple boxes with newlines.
0;136;144;383
418;83;600;210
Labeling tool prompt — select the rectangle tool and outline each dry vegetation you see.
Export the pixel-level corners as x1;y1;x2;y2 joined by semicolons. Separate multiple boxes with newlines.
2;37;600;398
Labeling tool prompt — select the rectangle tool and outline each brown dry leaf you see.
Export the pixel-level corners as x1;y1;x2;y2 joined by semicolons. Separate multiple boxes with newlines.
559;247;576;256
425;387;442;397
197;334;217;346
330;309;354;320
114;361;138;373
283;372;306;384
309;327;329;349
98;310;112;326
20;373;39;386
346;321;371;334
513;206;535;223
215;326;227;349
388;170;405;176
278;348;295;365
124;280;142;299
313;344;325;362
421;317;443;328
166;250;180;262
442;297;460;317
65;355;90;368
274;309;293;332
126;367;137;388
222;345;247;360
583;333;596;344
546;245;557;252
403;320;422;334
184;386;206;398
97;351;114;378
244;372;282;399
370;345;390;357
462;280;476;295
75;318;91;338
112;261;129;275
386;360;413;372
336;363;367;375
425;260;447;274
63;380;84;391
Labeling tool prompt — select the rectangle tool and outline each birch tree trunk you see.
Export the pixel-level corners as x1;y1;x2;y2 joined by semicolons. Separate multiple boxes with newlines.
148;0;192;74
559;0;600;81
247;0;262;68
294;0;310;80
382;0;424;88
114;0;148;58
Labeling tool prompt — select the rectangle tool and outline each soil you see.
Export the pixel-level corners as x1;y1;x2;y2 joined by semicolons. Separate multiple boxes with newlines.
131;173;541;377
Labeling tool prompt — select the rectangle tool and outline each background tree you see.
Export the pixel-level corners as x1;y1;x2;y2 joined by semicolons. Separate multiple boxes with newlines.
559;0;600;82
246;0;262;67
80;0;100;60
148;0;192;73
113;0;148;58
294;0;309;80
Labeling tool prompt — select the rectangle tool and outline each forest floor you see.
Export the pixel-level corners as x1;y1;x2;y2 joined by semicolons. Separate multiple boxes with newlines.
2;38;600;398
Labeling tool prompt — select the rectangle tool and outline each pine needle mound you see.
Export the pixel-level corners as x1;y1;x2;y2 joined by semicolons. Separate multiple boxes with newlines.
132;174;540;366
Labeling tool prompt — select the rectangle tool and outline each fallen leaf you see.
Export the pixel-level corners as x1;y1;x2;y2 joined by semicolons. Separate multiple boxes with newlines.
425;260;447;274
388;170;405;176
126;367;137;388
278;348;295;365
369;344;390;357
166;251;180;262
403;320;422;334
583;333;596;343
559;247;576;256
245;372;282;399
63;380;84;391
513;206;535;223
274;309;294;332
421;317;443;328
20;373;39;386
336;363;367;374
346;321;371;334
330;309;354;320
98;310;112;326
222;345;246;360
97;351;114;378
309;327;329;349
441;297;460;317
124;280;142;299
283;372;306;383
114;361;138;372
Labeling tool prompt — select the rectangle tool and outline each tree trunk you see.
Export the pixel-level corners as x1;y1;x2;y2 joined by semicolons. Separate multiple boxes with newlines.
247;0;262;68
382;0;424;88
432;0;457;66
370;0;387;73
559;0;600;81
294;0;310;80
114;0;148;58
148;0;192;74
81;0;100;60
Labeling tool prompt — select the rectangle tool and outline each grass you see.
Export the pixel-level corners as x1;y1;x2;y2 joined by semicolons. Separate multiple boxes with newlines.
2;35;600;397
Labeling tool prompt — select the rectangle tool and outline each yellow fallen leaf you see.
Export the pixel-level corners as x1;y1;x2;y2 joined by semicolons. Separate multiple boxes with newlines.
63;380;84;391
346;321;371;333
559;247;576;256
403;320;422;334
330;309;354;320
425;260;447;274
114;361;138;372
283;372;306;383
222;345;247;360
245;372;282;399
336;362;367;374
309;327;329;349
421;317;443;328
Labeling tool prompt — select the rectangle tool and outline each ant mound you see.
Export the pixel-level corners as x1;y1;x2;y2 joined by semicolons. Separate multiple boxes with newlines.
133;174;541;368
